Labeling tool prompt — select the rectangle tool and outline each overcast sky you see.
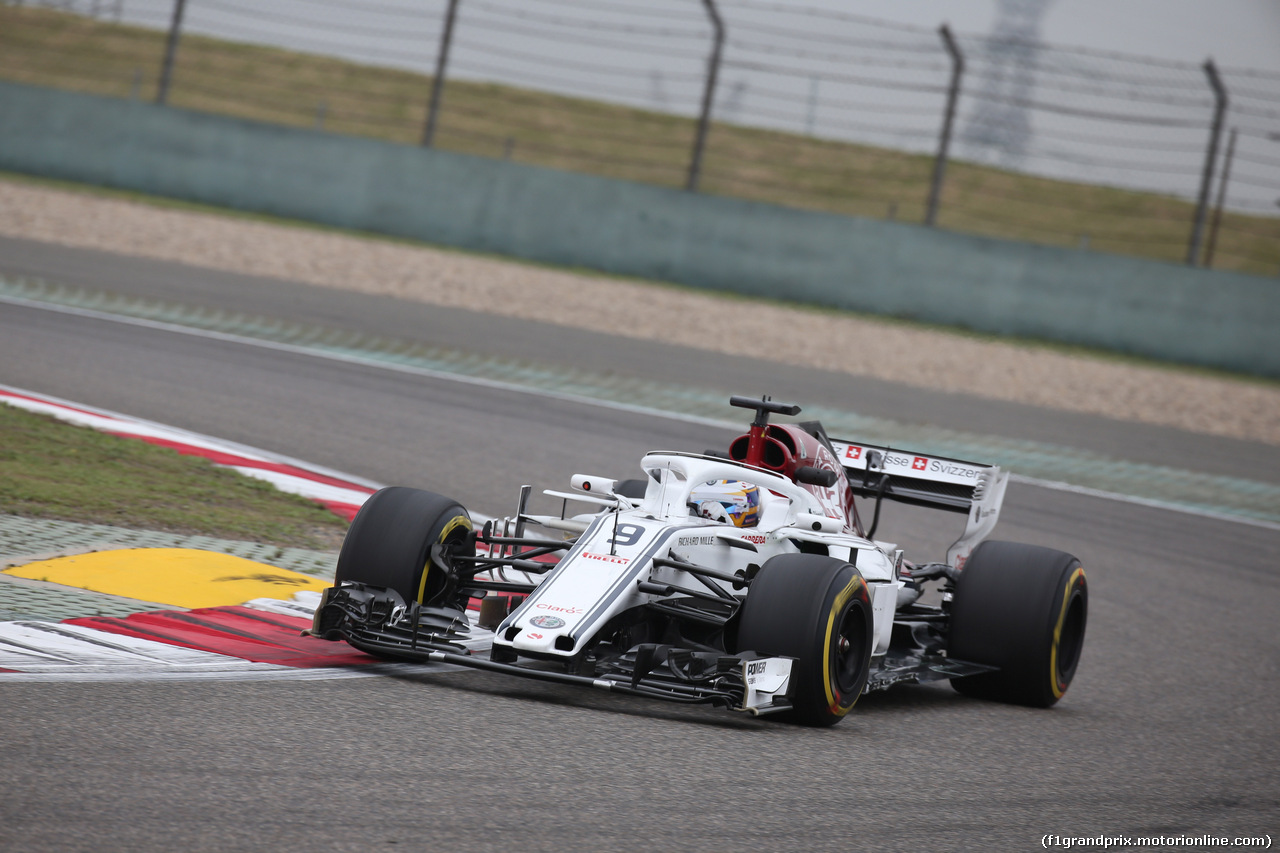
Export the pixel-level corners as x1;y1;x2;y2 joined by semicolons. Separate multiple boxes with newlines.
842;0;1280;73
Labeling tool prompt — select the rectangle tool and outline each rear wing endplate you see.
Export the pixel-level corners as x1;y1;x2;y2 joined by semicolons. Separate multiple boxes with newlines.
829;439;1008;569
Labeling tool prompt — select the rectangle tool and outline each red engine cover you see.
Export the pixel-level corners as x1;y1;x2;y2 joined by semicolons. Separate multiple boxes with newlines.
728;424;861;533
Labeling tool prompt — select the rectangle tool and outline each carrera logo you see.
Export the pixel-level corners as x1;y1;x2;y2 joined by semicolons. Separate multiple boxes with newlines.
582;552;631;565
743;534;766;545
912;456;928;471
844;445;863;460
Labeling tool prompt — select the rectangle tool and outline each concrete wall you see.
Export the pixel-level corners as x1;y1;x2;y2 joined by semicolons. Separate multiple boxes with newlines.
2;81;1276;377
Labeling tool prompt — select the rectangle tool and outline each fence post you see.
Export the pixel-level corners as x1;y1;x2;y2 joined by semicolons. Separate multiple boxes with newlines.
155;0;187;105
422;0;460;148
1203;126;1237;269
1186;59;1228;266
925;24;963;227
805;76;819;136
686;0;724;192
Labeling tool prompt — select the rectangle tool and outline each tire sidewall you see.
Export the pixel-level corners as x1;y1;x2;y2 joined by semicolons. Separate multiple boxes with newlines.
736;554;874;726
814;565;874;719
949;540;1087;707
335;486;473;604
1048;563;1088;701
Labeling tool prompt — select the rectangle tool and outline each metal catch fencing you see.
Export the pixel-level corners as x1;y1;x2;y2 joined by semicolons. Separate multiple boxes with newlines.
2;0;1278;276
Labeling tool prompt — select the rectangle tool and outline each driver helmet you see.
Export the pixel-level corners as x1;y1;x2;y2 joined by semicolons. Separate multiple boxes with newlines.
690;480;760;528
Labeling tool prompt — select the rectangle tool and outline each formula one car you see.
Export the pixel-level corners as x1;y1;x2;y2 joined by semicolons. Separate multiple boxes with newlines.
310;396;1087;726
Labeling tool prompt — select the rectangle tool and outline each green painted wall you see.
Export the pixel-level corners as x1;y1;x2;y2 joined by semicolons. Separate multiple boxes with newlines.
2;81;1276;377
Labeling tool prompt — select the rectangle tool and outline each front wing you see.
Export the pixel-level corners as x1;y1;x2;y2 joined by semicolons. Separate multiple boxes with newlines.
309;583;797;716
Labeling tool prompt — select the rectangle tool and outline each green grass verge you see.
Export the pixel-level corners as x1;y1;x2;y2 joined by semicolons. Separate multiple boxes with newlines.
0;403;349;549
2;6;1277;276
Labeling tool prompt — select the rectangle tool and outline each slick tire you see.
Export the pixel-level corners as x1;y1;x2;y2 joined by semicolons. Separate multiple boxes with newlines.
948;540;1088;708
335;486;473;606
736;554;874;727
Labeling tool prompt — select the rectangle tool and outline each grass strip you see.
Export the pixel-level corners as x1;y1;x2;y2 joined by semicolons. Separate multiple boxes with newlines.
0;403;348;550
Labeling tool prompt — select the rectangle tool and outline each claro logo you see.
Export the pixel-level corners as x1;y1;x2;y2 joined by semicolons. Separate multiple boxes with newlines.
535;603;583;614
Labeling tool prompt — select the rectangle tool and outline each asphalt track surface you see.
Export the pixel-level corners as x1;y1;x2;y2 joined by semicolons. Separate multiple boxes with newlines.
2;238;1278;851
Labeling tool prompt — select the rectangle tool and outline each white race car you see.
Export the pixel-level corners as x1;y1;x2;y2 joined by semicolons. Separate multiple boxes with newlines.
310;396;1087;726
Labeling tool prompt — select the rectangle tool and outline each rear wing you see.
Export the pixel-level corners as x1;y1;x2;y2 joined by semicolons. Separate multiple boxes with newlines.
829;439;1008;570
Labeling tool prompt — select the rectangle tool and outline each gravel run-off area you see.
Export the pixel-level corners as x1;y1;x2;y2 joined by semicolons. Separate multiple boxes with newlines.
2;177;1277;446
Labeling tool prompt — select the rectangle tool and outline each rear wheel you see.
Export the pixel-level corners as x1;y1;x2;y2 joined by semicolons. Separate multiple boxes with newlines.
335;487;473;606
735;554;874;726
948;540;1087;707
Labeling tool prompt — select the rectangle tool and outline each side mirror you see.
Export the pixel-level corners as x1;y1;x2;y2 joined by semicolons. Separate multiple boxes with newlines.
570;474;617;495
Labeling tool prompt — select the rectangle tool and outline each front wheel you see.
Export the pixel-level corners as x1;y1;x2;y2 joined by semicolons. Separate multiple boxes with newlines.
335;486;473;606
735;554;874;726
948;540;1088;707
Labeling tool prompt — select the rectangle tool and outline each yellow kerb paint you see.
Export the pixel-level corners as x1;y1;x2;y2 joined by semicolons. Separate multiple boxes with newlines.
2;549;329;609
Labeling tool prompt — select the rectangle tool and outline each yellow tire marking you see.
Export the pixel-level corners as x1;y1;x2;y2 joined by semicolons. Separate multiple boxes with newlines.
416;514;473;603
1049;566;1086;699
822;573;866;716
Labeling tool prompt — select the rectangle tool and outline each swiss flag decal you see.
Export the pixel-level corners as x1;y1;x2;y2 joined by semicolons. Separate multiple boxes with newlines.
845;445;863;460
912;456;928;471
